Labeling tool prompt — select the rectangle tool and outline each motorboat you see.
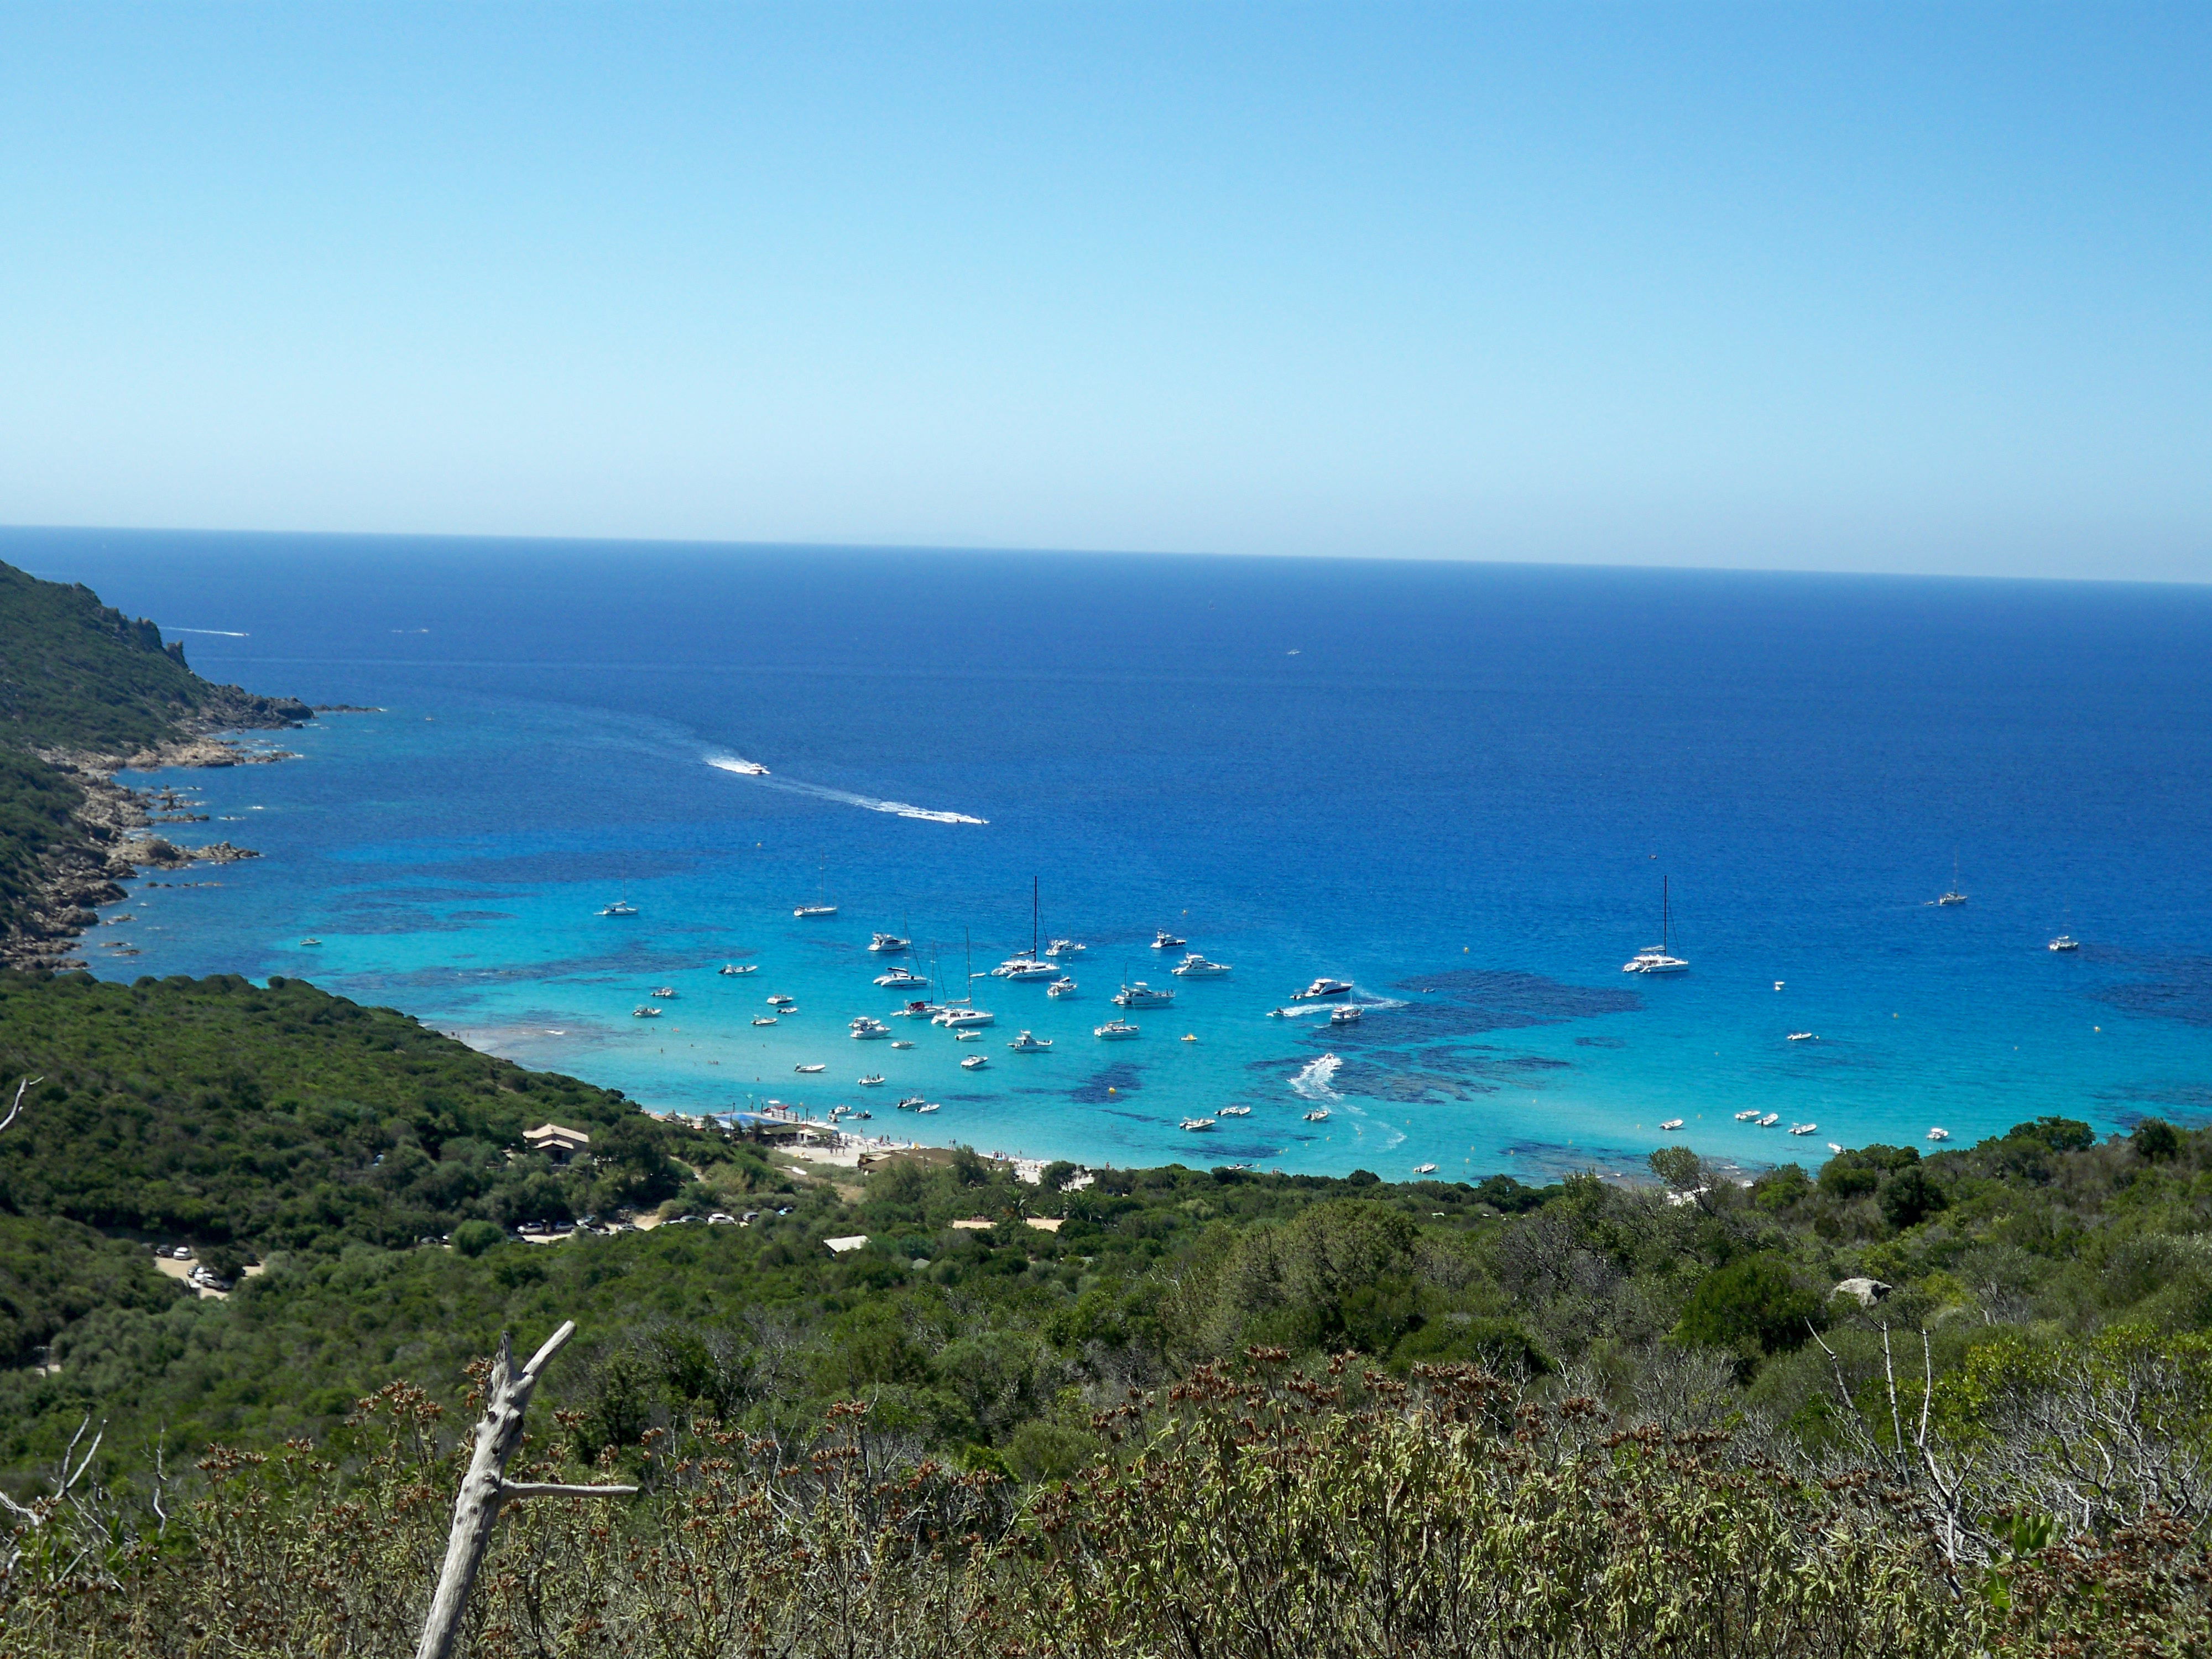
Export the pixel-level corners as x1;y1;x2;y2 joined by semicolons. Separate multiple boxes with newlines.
890;1040;914;1050
1757;1113;1780;1128
1734;1109;1761;1121
1181;1034;1197;1042
993;958;1057;980
1094;1018;1141;1040
1179;1117;1216;1131
650;987;676;999
961;1054;989;1070
893;999;941;1019
915;1103;940;1114
897;1095;929;1111
1828;1142;1844;1154
1413;1163;1439;1175
869;932;910;953
598;901;639;917
768;993;795;1006
1787;1031;1817;1041
794;903;838;919
718;758;769;775
299;937;322;947
1926;1127;1950;1142
1790;1123;1818;1135
1047;977;1078;999
1291;978;1353;1001
719;963;756;975
1328;1005;1363;1026
1045;938;1086;957
1170;953;1233;978
1659;1118;1683;1131
1623;875;1689;974
1113;982;1175;1009
1217;1104;1251;1117
1302;1108;1330;1122
875;966;929;989
632;1006;662;1019
852;1110;872;1120
795;1063;827;1074
857;1074;885;1086
1008;1031;1052;1052
2048;934;2080;953
955;1028;985;1041
1153;930;1186;950
1266;1007;1291;1018
849;1017;891;1040
752;1016;778;1026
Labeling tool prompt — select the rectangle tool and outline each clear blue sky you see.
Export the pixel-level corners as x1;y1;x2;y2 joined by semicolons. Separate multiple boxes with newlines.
2;4;2206;579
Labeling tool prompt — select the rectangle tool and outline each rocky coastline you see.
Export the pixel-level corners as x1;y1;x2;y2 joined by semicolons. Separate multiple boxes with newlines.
1;692;313;973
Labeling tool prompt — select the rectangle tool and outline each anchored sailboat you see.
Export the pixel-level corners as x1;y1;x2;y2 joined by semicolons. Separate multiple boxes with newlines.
1622;875;1689;974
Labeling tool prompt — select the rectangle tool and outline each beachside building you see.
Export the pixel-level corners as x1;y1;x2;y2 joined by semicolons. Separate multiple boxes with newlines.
523;1123;592;1164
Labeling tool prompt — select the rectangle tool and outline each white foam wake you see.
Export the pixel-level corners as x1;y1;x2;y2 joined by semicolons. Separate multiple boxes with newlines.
168;627;249;637
1289;1053;1343;1100
705;756;987;825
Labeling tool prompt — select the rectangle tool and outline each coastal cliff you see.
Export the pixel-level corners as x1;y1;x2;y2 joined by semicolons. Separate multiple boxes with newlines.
0;560;309;968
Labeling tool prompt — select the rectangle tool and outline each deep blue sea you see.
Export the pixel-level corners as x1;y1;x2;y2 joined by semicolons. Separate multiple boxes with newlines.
9;527;2211;1181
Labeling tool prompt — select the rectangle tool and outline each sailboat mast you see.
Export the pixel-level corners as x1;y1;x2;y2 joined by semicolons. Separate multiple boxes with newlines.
1662;875;1669;954
1031;875;1040;959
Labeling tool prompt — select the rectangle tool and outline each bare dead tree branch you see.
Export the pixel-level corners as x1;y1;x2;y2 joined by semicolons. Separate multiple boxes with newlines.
413;1321;636;1659
0;1075;43;1136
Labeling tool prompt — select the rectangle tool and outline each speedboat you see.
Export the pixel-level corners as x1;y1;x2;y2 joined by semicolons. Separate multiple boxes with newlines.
849;1016;891;1040
1153;930;1186;950
1787;1031;1817;1041
857;1074;885;1086
852;1110;872;1120
874;966;929;989
299;937;322;947
1622;875;1689;973
1828;1142;1844;1154
1734;1109;1761;1121
598;901;639;917
650;987;676;999
897;1095;928;1111
1926;1126;1950;1142
960;1054;989;1070
1170;953;1232;978
890;1039;914;1050
2048;934;2080;952
752;1016;778;1026
795;1063;826;1074
1291;978;1353;1001
1180;1117;1215;1131
936;1006;995;1029
1008;1031;1052;1052
915;1103;940;1114
1217;1104;1251;1117
955;1028;984;1041
1302;1108;1329;1122
1328;1005;1363;1026
793;903;838;919
1046;976;1077;998
993;957;1057;980
1094;1018;1140;1040
1790;1123;1818;1135
1659;1118;1683;1131
869;932;910;953
719;963;756;975
1757;1112;1780;1128
768;993;795;1006
1045;938;1086;957
632;1006;662;1019
1113;982;1175;1009
1413;1163;1439;1175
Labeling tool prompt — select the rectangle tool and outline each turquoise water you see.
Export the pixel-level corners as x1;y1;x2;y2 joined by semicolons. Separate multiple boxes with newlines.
13;528;2212;1180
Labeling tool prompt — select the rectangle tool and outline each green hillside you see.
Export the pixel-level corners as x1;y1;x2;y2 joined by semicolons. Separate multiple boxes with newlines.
0;560;305;755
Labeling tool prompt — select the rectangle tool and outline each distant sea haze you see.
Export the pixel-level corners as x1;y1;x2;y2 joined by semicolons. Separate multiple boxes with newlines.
14;526;2211;1179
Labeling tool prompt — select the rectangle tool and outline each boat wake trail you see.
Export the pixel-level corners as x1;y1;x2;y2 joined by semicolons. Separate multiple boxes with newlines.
706;755;988;826
1289;1053;1343;1100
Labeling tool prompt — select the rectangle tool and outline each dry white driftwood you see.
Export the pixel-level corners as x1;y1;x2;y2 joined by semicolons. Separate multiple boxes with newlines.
414;1321;635;1659
0;1075;42;1136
